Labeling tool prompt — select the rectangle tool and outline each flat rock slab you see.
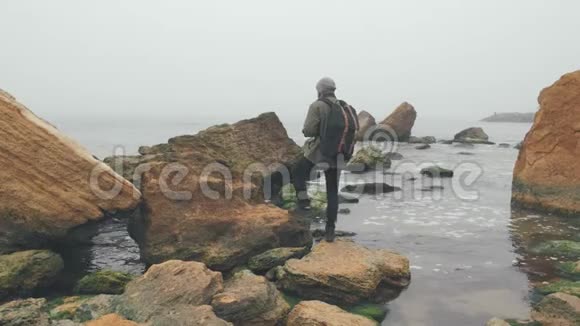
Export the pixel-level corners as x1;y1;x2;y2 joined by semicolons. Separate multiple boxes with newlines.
277;239;410;305
287;301;377;326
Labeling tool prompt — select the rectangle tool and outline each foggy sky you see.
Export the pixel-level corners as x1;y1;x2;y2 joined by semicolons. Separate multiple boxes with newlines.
1;0;579;125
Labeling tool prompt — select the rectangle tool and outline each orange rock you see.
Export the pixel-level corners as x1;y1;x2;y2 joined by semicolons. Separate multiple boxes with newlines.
373;102;417;141
86;314;139;326
287;301;377;326
0;90;141;253
512;71;580;215
123;113;311;270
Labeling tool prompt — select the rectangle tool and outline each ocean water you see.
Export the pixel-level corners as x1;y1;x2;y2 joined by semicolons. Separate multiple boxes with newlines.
48;114;579;325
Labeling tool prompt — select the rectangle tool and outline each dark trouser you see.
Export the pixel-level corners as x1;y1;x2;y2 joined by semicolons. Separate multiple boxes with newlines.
292;157;340;227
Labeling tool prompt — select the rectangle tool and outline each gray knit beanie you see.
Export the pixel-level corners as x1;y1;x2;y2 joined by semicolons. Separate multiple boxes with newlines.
316;77;336;94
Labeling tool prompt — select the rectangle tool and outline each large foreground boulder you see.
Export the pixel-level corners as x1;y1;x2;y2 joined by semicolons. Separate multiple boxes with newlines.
512;71;580;215
0;250;64;300
355;111;377;141
117;113;312;270
370;102;416;142
287;301;377;326
0;90;141;254
116;260;223;322
211;270;289;325
277;239;410;305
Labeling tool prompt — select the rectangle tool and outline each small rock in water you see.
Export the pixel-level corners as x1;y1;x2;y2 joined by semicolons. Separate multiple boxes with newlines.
341;183;401;195
498;143;511;148
420;166;454;178
338;208;351;215
312;229;356;239
415;144;431;150
458;151;475;156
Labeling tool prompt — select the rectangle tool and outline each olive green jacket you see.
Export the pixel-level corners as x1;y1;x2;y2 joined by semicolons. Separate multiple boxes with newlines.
302;95;337;164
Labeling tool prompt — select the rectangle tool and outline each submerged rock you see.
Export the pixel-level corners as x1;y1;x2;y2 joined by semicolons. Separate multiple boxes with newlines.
536;280;580;298
211;270;289;325
341;183;401;195
370;102;417;142
0;298;50;326
124;113;311;270
457;151;475;156
248;247;308;274
116;260;223;322
415;144;431;150
499;143;511;148
530;240;580;258
531;292;580;326
277;239;410;305
512;71;580;215
454;127;493;144
0;250;64;300
74;271;135;295
385;152;404;160
0;91;141;254
559;261;580;280
346;146;391;173
356;111;377;141
420;166;454;178
287;301;377;326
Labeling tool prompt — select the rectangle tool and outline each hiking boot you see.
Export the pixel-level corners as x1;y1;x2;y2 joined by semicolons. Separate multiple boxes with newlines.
297;199;312;211
325;225;336;243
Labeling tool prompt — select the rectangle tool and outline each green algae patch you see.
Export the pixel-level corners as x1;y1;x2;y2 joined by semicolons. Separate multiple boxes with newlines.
536;280;580;298
530;240;580;259
349;303;388;322
74;270;135;295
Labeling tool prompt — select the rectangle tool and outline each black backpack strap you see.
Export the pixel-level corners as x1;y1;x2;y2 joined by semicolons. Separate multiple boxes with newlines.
318;97;335;107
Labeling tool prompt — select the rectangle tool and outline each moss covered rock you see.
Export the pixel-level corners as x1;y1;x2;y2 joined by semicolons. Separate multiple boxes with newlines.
531;240;580;258
558;261;580;280
347;146;391;173
287;301;377;326
536;280;580;298
248;247;308;274
280;184;327;217
0;250;63;300
0;298;50;326
75;271;135;295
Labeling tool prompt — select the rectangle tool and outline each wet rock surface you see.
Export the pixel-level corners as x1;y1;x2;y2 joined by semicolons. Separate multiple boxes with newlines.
370;102;417;142
454;127;494;144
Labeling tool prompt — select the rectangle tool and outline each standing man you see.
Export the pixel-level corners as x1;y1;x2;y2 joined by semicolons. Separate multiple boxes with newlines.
292;77;358;242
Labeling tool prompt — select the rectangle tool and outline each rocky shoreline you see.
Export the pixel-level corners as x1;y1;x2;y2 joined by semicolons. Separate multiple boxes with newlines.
1;70;580;325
